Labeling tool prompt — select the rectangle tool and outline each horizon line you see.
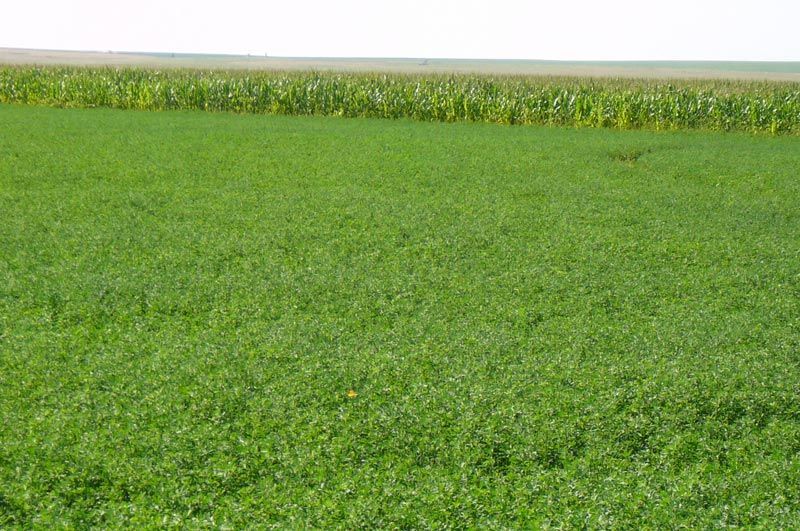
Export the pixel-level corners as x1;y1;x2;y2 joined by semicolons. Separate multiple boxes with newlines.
2;46;799;64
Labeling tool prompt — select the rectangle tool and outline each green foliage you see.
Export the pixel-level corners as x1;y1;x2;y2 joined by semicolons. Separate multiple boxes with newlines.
1;106;800;527
1;66;799;133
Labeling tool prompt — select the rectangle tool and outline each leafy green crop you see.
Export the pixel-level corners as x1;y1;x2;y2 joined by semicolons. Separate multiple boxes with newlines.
1;106;799;527
1;66;799;133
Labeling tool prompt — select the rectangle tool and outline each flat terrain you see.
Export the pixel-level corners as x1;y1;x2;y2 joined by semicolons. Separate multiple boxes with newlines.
3;47;800;80
1;105;799;527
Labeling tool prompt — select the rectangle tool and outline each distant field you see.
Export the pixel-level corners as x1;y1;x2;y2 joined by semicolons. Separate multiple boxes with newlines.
2;47;800;80
1;105;799;527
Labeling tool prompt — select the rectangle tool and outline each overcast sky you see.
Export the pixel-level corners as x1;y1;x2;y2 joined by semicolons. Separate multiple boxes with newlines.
2;0;799;61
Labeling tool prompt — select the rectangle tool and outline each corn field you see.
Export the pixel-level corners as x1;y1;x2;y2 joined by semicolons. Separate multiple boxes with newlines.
1;66;799;134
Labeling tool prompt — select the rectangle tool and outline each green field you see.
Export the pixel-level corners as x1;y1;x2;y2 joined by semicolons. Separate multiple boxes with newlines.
1;105;799;527
3;67;800;134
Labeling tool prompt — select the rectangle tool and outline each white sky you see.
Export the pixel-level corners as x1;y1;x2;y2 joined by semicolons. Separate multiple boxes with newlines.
2;0;799;61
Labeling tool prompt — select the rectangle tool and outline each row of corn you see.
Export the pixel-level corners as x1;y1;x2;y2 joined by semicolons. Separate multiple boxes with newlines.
1;66;799;134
